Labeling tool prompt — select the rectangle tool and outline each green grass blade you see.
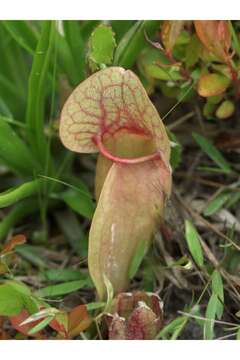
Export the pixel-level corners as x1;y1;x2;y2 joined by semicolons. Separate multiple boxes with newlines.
35;280;88;298
0;116;40;176
212;270;224;319
185;220;204;267
25;20;55;167
63;20;86;82
2;20;38;55
128;239;148;279
192;132;232;174
0;179;42;208
203;293;218;340
203;191;231;216
113;20;160;68
28;316;54;335
60;189;95;219
0;199;39;241
229;21;240;58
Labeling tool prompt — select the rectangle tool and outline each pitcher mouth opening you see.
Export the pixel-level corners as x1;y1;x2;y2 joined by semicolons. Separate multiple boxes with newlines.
93;129;161;164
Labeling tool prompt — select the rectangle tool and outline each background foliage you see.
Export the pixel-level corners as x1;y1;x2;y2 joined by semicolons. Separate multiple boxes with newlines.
0;20;240;340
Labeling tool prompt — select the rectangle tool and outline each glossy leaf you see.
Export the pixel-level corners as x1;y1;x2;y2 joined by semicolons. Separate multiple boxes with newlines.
198;73;230;97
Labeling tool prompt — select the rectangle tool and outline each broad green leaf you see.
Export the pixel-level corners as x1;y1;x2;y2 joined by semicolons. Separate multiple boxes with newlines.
185;220;204;267
203;191;231;216
88;24;116;69
204;293;218;340
61;189;95;219
0;283;24;316
192;132;232;174
128;239;148;279
0;179;42;208
0;116;40;175
197;73;230;97
114;20;160;68
35;280;88;298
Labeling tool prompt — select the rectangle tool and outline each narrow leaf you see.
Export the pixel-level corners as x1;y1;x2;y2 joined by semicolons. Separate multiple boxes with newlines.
114;20;160;68
35;280;88;298
185;220;204;267
203;191;231;216
192;132;232;174
204;293;218;340
128;239;148;279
